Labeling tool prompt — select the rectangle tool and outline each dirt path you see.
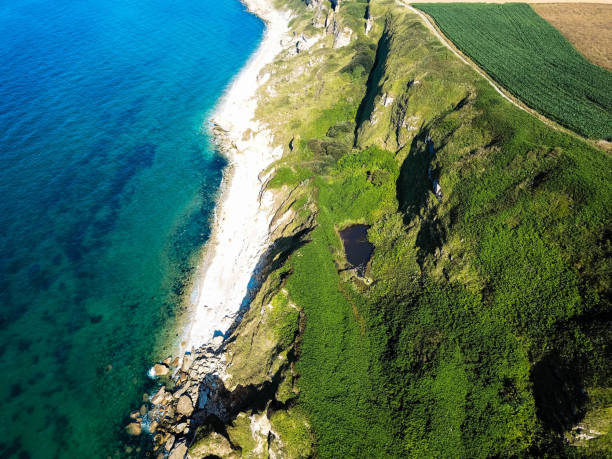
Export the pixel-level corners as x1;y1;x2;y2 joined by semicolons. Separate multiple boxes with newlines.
400;2;611;151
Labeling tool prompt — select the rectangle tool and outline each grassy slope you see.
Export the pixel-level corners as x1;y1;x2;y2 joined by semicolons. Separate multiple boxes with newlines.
413;3;612;141
253;0;611;456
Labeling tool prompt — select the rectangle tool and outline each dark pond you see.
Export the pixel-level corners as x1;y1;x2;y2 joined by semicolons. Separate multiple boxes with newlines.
339;224;374;277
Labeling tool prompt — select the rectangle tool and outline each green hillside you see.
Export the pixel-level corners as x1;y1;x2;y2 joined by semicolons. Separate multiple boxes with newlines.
188;0;612;457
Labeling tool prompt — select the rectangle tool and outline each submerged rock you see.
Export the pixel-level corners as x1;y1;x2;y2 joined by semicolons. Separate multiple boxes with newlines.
126;422;142;436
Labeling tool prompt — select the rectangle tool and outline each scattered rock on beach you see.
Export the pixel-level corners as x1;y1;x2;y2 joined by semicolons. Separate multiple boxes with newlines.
165;434;176;451
174;422;188;434
151;386;166;405
177;395;194;417
181;354;193;372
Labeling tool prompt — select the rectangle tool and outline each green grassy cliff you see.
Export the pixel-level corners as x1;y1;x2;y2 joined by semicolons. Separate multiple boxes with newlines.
191;0;611;457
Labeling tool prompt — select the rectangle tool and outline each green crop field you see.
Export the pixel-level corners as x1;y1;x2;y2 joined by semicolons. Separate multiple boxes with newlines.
414;3;612;140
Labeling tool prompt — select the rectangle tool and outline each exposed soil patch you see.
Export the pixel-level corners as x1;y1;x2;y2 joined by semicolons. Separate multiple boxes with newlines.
532;3;612;71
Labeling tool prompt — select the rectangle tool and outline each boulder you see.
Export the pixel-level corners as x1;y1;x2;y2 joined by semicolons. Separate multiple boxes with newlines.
165;434;175;452
174;422;187;434
168;442;188;459
125;422;142;436
151;386;166;405
173;384;189;399
162;356;172;366
181;354;193;372
177;395;194;417
152;363;169;377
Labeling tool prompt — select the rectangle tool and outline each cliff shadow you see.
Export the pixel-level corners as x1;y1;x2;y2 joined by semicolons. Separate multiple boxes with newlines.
354;17;393;147
222;226;314;342
396;125;434;221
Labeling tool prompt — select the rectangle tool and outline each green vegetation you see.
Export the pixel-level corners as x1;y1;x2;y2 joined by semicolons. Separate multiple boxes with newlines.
224;274;300;390
218;0;611;456
413;3;612;140
189;430;239;458
269;409;315;458
227;412;259;456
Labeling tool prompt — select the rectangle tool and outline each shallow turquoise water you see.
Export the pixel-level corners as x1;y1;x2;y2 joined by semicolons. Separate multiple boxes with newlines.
0;0;263;456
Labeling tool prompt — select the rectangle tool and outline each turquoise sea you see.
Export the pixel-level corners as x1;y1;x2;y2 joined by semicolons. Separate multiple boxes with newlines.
0;0;263;457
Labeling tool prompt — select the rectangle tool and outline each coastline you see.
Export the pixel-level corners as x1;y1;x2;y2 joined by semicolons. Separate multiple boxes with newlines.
180;0;291;352
133;0;612;455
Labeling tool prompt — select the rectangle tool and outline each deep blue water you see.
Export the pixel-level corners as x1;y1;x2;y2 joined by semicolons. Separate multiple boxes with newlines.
0;0;263;456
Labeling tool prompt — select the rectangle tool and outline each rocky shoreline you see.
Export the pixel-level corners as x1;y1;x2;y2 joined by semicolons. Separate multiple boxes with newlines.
138;339;228;458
